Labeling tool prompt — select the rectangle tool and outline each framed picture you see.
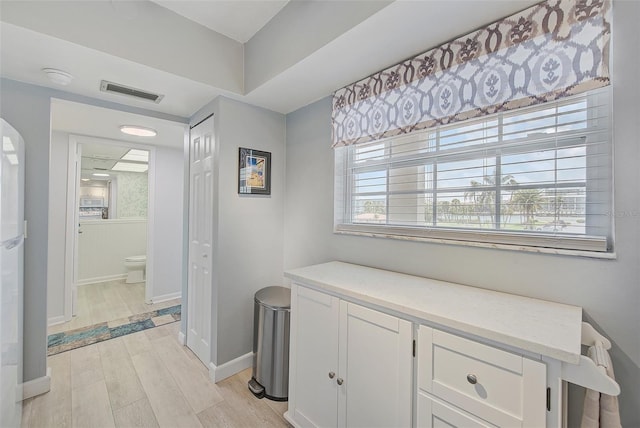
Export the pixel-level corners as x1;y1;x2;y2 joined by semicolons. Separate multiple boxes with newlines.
238;147;271;195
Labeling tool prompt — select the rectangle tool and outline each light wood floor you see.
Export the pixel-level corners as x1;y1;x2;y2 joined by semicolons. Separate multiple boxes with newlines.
23;321;290;428
49;280;181;335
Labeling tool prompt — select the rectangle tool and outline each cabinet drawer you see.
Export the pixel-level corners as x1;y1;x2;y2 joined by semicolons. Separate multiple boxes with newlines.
417;392;496;428
418;326;546;427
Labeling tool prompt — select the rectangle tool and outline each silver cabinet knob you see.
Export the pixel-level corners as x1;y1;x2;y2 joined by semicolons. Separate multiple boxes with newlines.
328;371;335;379
466;374;478;385
336;378;344;386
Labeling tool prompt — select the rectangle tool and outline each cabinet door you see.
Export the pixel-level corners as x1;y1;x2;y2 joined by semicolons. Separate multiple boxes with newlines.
418;393;495;428
338;302;412;428
291;285;340;427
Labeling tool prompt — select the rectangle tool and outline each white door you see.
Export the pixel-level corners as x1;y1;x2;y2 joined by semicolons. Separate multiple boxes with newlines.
69;142;82;317
292;285;340;427
338;301;412;428
187;116;214;366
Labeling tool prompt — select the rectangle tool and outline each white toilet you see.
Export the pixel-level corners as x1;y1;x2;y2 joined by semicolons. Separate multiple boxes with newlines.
124;255;146;283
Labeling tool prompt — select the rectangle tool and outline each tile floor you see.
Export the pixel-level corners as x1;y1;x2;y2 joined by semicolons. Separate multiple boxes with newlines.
23;322;290;428
48;280;181;335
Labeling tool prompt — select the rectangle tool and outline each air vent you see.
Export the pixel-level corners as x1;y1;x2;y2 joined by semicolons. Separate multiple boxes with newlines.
100;80;164;104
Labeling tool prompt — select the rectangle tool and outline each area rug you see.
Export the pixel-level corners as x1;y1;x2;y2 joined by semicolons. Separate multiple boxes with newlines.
47;305;181;356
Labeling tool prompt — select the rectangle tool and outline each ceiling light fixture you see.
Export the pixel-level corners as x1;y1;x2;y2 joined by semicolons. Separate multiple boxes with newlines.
120;125;157;137
42;68;74;86
92;173;110;177
111;162;148;173
121;149;149;162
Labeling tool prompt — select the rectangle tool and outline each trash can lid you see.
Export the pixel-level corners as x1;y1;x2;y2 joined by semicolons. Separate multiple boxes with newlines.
255;286;291;310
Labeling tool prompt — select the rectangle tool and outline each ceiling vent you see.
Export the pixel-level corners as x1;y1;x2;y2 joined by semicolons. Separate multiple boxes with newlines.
100;80;164;104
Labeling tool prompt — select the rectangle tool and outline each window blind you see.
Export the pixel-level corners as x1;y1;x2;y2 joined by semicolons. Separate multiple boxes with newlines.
334;87;612;253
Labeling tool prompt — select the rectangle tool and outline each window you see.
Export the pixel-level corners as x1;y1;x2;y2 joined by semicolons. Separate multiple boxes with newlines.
334;88;612;254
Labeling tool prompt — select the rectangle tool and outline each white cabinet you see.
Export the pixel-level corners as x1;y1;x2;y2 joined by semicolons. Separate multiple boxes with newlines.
417;325;547;428
287;284;412;428
285;262;588;428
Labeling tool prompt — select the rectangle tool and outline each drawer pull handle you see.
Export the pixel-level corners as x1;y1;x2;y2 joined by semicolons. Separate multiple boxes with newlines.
337;378;344;386
467;374;478;385
328;371;335;379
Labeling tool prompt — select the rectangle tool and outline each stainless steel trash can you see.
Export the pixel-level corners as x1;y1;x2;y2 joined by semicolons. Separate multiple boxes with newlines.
248;286;290;401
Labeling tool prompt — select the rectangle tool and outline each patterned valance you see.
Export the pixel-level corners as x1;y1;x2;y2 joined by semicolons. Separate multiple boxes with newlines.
331;0;611;148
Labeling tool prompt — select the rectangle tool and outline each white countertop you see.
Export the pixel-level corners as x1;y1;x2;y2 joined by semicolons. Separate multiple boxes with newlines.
285;261;583;364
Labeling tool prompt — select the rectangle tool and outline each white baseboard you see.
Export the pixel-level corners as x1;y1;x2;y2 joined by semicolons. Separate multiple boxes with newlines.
178;331;186;345
208;352;253;383
22;367;51;400
77;274;127;286
47;315;66;327
150;291;181;304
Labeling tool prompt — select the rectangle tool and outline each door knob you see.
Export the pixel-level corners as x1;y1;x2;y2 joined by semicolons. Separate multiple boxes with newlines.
328;371;335;379
466;374;478;385
336;378;344;386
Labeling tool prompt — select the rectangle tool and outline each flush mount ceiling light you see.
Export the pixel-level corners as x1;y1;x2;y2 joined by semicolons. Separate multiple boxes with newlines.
120;125;157;137
42;68;74;86
111;162;148;173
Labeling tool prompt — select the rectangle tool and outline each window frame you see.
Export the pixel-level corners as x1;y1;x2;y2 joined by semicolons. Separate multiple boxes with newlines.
334;89;613;257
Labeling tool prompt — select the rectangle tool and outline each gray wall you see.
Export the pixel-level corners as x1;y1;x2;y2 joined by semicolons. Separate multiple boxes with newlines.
190;96;286;366
283;2;640;426
0;80;51;381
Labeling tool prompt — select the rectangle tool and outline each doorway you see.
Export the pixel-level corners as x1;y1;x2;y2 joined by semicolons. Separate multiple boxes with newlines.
47;99;187;345
69;140;152;331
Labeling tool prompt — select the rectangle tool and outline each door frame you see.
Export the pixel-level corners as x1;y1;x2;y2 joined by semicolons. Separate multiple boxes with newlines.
63;135;156;322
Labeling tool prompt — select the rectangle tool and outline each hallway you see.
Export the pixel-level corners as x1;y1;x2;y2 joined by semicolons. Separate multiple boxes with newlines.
23;322;288;428
48;280;180;335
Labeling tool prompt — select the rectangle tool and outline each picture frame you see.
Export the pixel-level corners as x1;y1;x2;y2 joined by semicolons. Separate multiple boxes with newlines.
238;147;271;195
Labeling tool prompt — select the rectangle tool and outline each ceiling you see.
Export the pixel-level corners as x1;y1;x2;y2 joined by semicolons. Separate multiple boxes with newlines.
149;0;289;43
1;0;539;144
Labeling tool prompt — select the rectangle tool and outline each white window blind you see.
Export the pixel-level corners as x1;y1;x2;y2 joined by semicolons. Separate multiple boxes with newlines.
334;87;612;253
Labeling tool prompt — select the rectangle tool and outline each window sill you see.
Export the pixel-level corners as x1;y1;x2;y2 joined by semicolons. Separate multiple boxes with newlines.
334;224;616;260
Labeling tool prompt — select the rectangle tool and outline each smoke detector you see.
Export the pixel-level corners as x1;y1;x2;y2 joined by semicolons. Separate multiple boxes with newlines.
42;68;73;86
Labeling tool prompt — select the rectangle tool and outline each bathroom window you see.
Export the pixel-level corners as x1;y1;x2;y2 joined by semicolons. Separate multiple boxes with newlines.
334;87;613;254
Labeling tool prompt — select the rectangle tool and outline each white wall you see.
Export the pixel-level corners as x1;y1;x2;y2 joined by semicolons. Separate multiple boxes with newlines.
151;145;184;300
283;2;640;426
77;220;146;284
190;96;286;366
